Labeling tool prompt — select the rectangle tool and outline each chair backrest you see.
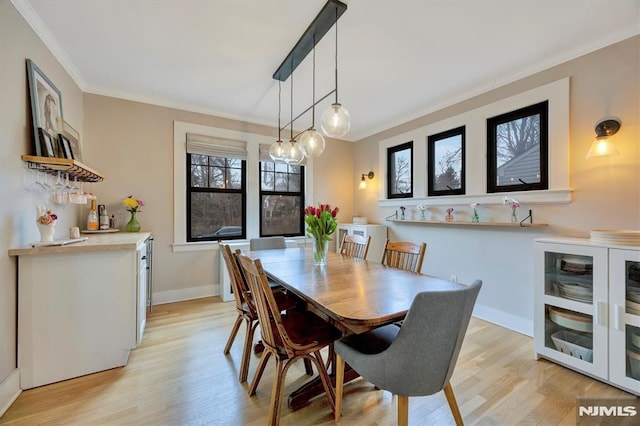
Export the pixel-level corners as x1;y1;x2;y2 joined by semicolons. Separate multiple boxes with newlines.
340;234;371;259
249;236;286;251
353;280;482;396
236;253;296;358
219;242;255;317
381;240;426;273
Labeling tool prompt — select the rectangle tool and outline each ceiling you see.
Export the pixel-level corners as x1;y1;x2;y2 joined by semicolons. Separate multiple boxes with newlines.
15;0;640;141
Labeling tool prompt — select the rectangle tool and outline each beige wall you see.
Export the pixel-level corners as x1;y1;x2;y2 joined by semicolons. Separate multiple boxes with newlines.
82;94;354;297
0;0;84;385
353;35;640;334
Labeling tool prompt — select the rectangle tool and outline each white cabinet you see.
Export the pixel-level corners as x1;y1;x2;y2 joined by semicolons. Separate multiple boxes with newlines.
336;224;387;263
136;241;148;346
534;237;640;395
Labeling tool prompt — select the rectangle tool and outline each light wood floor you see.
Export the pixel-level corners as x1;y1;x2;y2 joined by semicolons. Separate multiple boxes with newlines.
0;297;631;425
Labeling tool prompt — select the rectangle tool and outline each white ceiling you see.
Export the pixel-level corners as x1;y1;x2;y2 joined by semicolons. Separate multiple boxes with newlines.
14;0;640;141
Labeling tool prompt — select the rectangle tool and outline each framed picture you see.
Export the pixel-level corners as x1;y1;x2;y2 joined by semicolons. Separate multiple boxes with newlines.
59;134;74;159
39;128;57;158
26;59;64;157
59;119;82;161
427;126;465;196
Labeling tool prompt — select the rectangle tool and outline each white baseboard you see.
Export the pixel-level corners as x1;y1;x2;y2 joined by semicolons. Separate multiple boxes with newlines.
152;283;220;306
472;304;533;337
0;369;21;417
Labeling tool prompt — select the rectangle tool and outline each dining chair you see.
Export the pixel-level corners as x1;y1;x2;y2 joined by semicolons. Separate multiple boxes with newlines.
334;280;482;426
340;234;371;260
381;240;427;273
219;243;297;383
249;236;287;251
237;253;341;426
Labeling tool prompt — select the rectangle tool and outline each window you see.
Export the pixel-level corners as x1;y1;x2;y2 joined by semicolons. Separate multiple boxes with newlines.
186;134;247;241
487;101;548;193
428;126;465;196
259;160;305;237
387;141;413;198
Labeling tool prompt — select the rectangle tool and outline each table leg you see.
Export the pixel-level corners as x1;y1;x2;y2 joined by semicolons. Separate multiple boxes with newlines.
288;363;360;411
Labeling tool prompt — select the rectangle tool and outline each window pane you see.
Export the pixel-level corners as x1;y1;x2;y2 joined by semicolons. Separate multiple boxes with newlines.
261;169;274;191
275;172;288;191
388;142;413;198
428;126;465;196
191;165;208;188
210;167;225;188
487;101;548;193
227;167;242;189
289;173;301;192
190;192;243;239
261;195;302;236
275;162;288;173
191;154;209;166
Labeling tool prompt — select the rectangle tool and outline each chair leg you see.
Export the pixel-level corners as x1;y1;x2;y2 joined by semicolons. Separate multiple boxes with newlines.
303;358;313;375
266;357;285;426
443;382;464;426
248;350;272;396
309;351;335;412
223;314;243;354
397;395;409;426
335;354;345;422
239;319;258;383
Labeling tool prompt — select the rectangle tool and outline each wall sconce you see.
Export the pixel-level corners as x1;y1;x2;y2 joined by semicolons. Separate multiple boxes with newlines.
359;171;374;190
586;118;621;159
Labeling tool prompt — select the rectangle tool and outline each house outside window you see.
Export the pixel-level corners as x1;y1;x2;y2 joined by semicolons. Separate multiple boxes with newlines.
387;141;413;199
186;134;247;241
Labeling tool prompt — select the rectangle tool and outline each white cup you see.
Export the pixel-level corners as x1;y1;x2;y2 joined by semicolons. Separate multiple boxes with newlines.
70;227;80;239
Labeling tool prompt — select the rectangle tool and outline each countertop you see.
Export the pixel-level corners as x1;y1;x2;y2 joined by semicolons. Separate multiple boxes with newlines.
8;232;152;256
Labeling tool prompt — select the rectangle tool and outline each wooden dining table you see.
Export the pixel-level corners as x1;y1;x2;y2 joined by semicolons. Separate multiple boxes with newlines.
247;246;466;410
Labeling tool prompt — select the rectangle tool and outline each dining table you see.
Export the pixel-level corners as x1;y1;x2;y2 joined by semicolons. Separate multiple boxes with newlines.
247;246;466;410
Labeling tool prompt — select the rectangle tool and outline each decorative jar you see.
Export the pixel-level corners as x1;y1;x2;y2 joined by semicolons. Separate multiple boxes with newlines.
125;211;141;232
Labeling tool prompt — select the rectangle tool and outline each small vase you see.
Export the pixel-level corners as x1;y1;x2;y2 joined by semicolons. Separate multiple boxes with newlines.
400;210;405;220
445;213;454;222
420;210;426;220
472;209;480;223
37;222;55;242
511;209;518;223
125;211;141;232
313;238;329;266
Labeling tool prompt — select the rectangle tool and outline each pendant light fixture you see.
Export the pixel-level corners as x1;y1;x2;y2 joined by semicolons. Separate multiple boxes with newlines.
299;36;326;158
269;81;285;161
320;5;351;138
271;0;348;162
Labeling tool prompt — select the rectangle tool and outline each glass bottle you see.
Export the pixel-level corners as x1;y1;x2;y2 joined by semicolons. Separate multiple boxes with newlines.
87;199;99;231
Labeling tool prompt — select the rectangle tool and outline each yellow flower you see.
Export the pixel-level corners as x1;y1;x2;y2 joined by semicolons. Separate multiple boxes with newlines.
123;196;144;213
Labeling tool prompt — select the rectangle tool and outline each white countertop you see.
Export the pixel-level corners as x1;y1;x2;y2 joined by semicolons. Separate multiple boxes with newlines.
8;232;152;256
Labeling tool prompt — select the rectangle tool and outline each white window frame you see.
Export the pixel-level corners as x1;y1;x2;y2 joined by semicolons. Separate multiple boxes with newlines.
172;121;314;252
378;77;571;207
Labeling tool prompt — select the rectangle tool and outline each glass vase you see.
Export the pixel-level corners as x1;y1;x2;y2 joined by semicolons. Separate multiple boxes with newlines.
313;238;329;266
37;222;55;242
472;209;480;223
511;209;518;223
125;211;141;232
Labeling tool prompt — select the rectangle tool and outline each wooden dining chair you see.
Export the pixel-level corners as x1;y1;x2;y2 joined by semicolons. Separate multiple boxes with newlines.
237;253;341;426
334;280;482;426
340;234;371;260
381;240;427;273
219;243;297;383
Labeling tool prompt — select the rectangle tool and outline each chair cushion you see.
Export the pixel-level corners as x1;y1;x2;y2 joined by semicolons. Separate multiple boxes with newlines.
281;309;341;347
338;324;399;355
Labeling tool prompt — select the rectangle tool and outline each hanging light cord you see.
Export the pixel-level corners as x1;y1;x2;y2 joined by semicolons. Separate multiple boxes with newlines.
334;6;339;103
290;60;294;141
277;81;281;140
311;35;316;128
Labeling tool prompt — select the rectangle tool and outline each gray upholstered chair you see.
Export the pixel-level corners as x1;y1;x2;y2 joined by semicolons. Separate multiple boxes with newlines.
334;280;482;426
249;236;286;251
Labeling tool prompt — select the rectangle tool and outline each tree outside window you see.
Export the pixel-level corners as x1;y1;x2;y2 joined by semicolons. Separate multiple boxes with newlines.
428;126;465;196
259;161;304;237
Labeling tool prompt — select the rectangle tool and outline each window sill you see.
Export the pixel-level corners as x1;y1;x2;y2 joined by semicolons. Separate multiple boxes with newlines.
171;236;308;253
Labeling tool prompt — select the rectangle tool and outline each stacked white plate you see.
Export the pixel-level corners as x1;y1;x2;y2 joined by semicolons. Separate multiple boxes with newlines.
590;229;640;246
556;281;593;303
560;256;593;275
627;289;640;315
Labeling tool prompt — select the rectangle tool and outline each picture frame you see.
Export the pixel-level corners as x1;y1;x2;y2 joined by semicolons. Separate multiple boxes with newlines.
59;134;74;159
59;119;82;161
427;126;465;196
39;128;57;158
26;59;64;157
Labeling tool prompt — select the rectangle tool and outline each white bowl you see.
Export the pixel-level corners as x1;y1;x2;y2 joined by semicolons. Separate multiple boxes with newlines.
548;307;593;333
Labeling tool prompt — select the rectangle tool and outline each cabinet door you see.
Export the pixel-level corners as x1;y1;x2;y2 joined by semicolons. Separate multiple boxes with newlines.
534;242;608;379
136;250;147;345
609;248;640;393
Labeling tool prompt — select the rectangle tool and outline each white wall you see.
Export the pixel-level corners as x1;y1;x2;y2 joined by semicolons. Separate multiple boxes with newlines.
353;36;640;336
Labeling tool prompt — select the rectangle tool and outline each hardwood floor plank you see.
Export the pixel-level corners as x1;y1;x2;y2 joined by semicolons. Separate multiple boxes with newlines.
0;297;633;425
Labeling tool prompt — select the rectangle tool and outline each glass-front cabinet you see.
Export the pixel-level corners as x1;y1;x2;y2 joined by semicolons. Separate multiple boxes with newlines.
534;238;640;396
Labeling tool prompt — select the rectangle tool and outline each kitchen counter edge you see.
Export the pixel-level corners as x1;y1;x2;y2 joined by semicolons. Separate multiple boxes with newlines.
8;232;152;256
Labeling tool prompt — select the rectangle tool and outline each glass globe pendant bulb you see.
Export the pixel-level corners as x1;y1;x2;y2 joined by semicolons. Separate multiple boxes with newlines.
320;102;351;138
285;139;304;165
298;127;326;158
269;139;285;161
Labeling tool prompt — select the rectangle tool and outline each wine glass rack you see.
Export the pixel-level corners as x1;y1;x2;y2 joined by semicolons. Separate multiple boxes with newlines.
22;155;104;182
